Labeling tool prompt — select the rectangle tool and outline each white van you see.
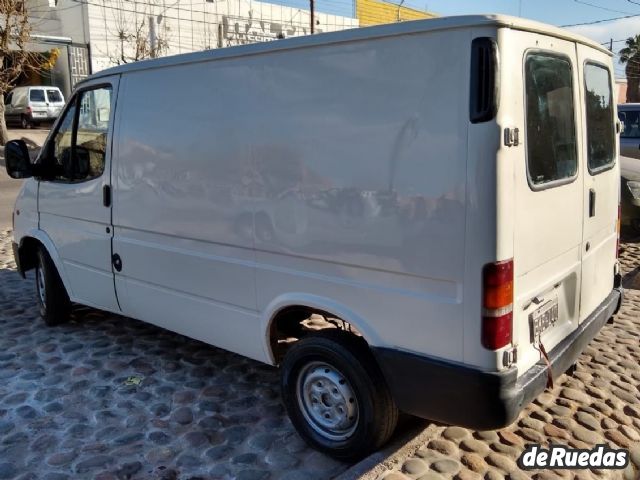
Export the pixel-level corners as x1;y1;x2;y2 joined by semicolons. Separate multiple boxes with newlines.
4;86;65;128
5;15;623;459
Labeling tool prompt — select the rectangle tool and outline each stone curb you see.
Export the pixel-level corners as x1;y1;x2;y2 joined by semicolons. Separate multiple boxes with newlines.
334;421;440;480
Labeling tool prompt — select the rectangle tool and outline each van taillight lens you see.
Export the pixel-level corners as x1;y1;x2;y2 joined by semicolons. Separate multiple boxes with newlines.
26;106;31;114
482;259;513;350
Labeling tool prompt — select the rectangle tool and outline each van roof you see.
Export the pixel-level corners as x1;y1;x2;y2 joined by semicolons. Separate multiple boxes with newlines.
86;14;611;82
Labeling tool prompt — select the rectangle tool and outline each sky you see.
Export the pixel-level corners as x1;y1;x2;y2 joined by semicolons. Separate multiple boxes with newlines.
295;0;640;78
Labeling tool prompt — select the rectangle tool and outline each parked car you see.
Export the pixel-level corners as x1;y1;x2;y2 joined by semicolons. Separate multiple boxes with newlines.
4;14;623;460
621;155;640;232
4;86;65;129
618;103;640;159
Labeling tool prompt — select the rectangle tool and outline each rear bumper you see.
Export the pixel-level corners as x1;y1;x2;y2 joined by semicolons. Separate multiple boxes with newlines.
372;285;623;430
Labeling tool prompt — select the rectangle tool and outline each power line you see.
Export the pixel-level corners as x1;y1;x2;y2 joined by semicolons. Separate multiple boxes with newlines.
573;0;636;15
561;13;640;27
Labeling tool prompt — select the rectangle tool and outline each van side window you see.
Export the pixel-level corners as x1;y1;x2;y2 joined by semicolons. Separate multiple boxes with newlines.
4;92;12;105
584;63;615;173
29;89;45;102
76;87;112;179
525;53;577;187
52;102;77;180
49;86;112;183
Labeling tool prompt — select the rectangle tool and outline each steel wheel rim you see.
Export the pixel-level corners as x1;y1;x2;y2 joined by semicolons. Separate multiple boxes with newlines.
37;266;46;306
296;361;359;441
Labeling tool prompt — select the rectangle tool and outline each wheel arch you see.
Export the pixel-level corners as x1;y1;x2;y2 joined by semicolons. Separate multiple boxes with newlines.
260;293;383;365
16;229;73;297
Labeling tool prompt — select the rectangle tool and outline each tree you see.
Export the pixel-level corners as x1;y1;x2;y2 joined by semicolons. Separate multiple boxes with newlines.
620;35;640;103
102;0;170;65
0;0;44;145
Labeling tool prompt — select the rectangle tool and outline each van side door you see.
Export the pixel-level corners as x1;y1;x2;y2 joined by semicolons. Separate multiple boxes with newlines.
37;76;120;312
576;47;619;321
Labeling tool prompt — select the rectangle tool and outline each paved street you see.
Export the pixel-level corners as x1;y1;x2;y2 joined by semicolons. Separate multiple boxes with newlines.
0;230;348;480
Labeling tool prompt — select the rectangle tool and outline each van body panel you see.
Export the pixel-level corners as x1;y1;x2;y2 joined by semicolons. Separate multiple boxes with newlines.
462;27;502;369
37;76;120;312
111;28;471;362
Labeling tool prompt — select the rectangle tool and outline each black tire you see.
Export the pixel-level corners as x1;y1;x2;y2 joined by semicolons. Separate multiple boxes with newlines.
281;330;398;461
20;115;31;129
35;247;71;326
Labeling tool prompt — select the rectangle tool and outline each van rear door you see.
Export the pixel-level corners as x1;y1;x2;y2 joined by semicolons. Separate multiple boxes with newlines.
576;46;619;322
501;31;584;373
28;88;49;121
45;88;65;119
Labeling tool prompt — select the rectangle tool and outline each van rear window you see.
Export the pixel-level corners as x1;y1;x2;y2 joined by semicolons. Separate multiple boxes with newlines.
584;63;615;173
46;89;63;103
29;89;45;102
525;53;577;187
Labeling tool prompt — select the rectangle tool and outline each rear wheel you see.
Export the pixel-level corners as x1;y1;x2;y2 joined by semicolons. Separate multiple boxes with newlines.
281;330;398;460
20;115;31;129
35;247;71;326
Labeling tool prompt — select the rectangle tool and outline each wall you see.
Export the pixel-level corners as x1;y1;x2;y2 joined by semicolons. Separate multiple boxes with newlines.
617;78;628;104
355;0;436;27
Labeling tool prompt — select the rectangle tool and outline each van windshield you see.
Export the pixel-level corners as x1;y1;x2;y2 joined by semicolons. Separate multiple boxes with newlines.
584;63;615;172
525;53;577;187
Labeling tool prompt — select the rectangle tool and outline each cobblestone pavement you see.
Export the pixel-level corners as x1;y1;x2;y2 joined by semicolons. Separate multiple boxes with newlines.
0;230;347;480
369;237;640;480
2;228;640;480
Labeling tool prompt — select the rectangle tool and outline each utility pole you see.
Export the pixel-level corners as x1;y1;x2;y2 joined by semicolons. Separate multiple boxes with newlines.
610;38;613;52
310;0;315;34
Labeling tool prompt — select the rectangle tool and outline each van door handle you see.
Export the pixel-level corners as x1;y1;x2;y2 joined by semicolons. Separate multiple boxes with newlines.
103;185;111;207
589;189;596;218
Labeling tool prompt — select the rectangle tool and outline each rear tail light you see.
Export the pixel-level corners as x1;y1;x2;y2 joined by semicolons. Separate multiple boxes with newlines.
482;259;513;350
26;106;32;114
616;204;621;258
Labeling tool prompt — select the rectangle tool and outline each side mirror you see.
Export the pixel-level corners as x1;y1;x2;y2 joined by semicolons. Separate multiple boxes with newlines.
4;140;32;179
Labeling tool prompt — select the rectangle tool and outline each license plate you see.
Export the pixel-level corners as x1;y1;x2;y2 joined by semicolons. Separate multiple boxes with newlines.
32;112;46;117
529;300;558;342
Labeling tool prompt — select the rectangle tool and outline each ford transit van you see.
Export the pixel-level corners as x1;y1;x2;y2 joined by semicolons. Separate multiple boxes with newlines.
5;15;623;459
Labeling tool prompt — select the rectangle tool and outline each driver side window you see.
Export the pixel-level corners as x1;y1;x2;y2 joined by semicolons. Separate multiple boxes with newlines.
49;85;112;183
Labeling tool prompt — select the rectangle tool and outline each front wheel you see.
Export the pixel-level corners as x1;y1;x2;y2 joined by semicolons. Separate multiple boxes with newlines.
35;247;71;326
280;330;398;461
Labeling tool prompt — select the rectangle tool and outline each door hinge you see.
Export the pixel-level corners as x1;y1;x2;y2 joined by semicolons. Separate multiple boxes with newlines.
504;127;520;147
112;253;122;272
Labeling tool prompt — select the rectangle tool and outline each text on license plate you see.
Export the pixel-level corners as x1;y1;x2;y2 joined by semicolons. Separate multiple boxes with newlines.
529;300;558;342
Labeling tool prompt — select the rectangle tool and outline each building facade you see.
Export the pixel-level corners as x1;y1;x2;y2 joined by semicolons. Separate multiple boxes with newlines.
25;0;359;96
